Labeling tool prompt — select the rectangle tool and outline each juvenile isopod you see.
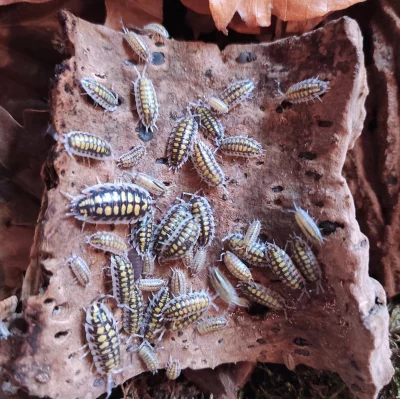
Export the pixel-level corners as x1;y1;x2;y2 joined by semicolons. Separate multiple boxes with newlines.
167;311;203;331
133;65;159;133
207;96;229;114
122;21;151;63
142;253;156;276
142;23;170;43
276;77;329;104
243;220;262;249
219;79;255;110
65;253;91;286
209;267;248;308
80;77;118;112
61;131;113;160
131;172;169;197
85;231;129;255
165;356;181;380
189;247;207;276
222;251;253;281
137;278;165;292
167;116;198;170
65;182;152;225
218;136;263;158
117;145;146;169
182;247;194;269
289;234;324;293
110;254;135;305
196;316;227;335
170;268;187;296
121;285;144;335
292;202;325;246
137;341;159;374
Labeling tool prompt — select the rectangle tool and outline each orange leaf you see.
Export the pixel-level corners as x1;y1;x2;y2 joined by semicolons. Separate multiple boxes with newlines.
209;0;240;34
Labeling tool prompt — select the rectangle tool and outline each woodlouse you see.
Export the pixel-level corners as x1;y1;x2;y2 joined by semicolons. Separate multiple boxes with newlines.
167;116;198;170
65;253;91;286
142;23;169;43
170;268;187;296
238;281;289;318
191;139;226;189
224;233;268;267
209;267;248;308
207;96;229;114
80;77;118;112
84;296;121;399
290;234;324;293
137;341;159;374
165;356;181;380
196;317;227;335
133;66;159;132
141;286;170;342
222;251;253;281
161;291;211;321
122;23;151;63
189;193;215;248
277;77;329;104
110;254;135;305
122;285;144;335
189;247;207;276
265;243;306;292
65;182;152;225
85;231;129;255
193;104;224;143
117;145;147;169
292;203;325;246
159;216;200;261
219;79;255;110
134;210;154;256
218;136;263;158
243;220;262;249
61;131;113;160
142;253;156;276
137;278;165;292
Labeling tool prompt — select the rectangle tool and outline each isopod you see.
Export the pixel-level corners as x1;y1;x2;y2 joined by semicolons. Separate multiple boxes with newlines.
167;116;198;170
219;79;255;110
292;203;325;246
167;311;203;331
196;316;227;335
142;23;169;43
209;267;248;308
117;145;146;168
85;231;129;255
276;77;329;104
133;210;154;256
80;77;118;112
193;103;224;144
290;234;324;293
222;251;253;281
243;220;262;249
110;254;135;305
189;247;207;276
131;172;169;197
165;356;181;380
189;193;215;247
207;96;229;114
137;278;165;292
191;139;226;189
142;253;156;276
137;341;159;374
218;136;263;158
122;285;144;335
65;182;152;225
84;296;121;399
170;268;187;296
65;253;91;286
61;131;113;160
122;22;151;63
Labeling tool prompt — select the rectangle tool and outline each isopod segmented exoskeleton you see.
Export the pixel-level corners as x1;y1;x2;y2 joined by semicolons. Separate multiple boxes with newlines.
80;77;118;112
166;311;203;332
196;316;227;335
170;268;187;296
85;231;129;255
110;254;135;305
84;296;122;399
191;103;224;144
65;253;91;286
133;65;159;132
289;234;324;293
207;96;229;114
238;281;290;318
161;290;212;321
265;243;306;294
121;21;151;63
209;267;248;308
243;220;262;249
189;247;207;276
222;251;253;281
61;131;113;160
219;79;255;110
133;209;154;256
167;116;198;170
142;253;156;276
291;202;325;246
276;77;329;104
217;136;263;158
137;341;159;374
137;278;165;292
141;286;170;342
141;23;170;43
189;193;215;248
152;202;191;254
165;356;181;380
65;182;153;225
121;284;144;335
191;139;226;189
117;145;146;169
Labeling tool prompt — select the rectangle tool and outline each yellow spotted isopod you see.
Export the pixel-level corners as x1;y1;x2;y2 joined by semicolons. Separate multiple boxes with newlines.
276;77;329;104
117;145;147;169
80;77;118;111
85;231;129;255
218;136;263;158
219;79;255;110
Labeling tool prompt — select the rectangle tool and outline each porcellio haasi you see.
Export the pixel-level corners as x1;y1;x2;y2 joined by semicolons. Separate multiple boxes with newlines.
122;285;144;335
137;341;159;374
207;96;229;114
122;23;151;63
134;210;154;256
116;145;146;169
170;268;187;296
110;254;135;305
85;231;129;255
292;203;325;246
219;79;255;110
243;220;262;249
142;253;156;276
277;77;329;104
61;131;113;160
167;116;198;170
165;357;181;380
189;194;215;248
80;77;118;112
222;251;253;281
218;136;263;158
65;182;152;225
65;253;91;286
166;311;203;331
196;316;227;335
137;278;165;292
189;247;207;276
142;22;169;43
